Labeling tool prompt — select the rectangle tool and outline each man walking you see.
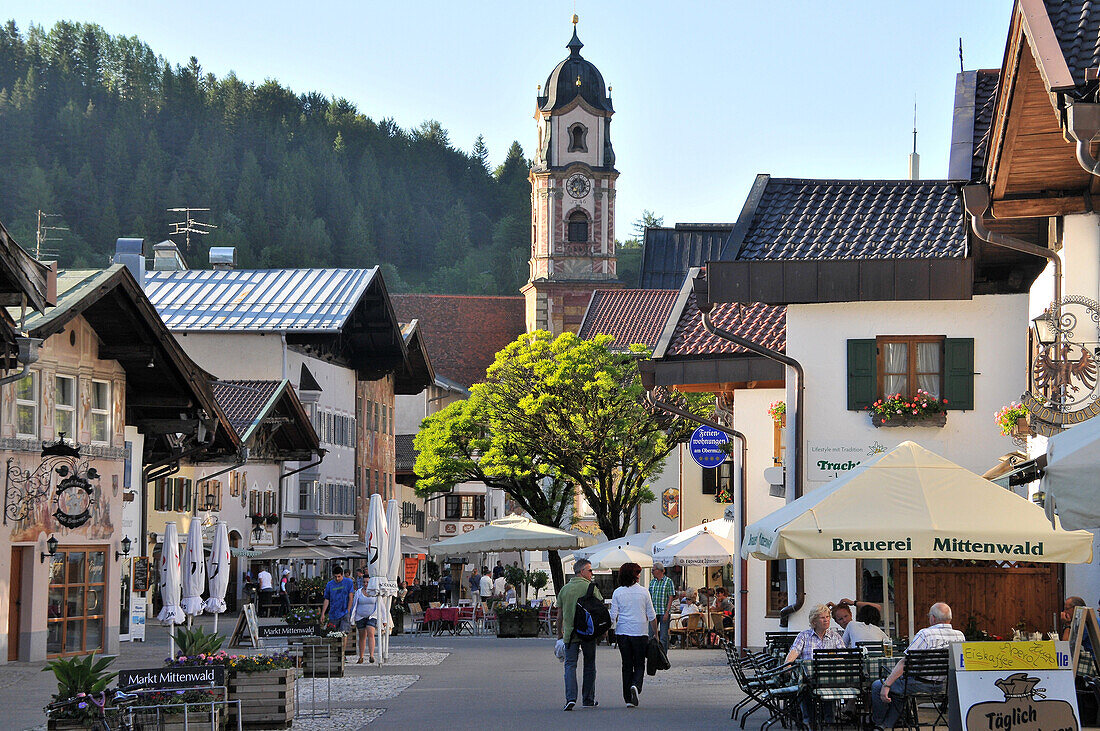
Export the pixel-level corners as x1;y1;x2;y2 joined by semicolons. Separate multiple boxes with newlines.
872;602;965;728
556;559;602;710
320;565;355;654
469;568;481;603
648;562;676;651
479;566;494;605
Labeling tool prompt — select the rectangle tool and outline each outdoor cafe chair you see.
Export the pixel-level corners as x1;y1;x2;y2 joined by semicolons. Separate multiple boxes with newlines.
455;605;478;635
409;602;429;636
896;648;950;730
808;648;864;729
765;631;801;658
670;613;705;648
428;601;441;609
738;659;807;731
480;602;498;634
723;641;779;721
537;604;555;636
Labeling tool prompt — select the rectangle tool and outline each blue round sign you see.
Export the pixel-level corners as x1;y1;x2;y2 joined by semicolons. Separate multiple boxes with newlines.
688;425;729;469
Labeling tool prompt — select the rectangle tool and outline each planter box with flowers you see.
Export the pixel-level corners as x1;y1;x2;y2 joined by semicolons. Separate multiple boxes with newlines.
293;633;346;677
496;605;539;637
168;650;296;729
996;402;1032;438
867;391;948;428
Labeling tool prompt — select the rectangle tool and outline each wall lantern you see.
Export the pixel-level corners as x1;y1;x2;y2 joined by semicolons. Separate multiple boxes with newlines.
251;525;265;542
1032;310;1059;346
41;534;58;563
115;536;132;561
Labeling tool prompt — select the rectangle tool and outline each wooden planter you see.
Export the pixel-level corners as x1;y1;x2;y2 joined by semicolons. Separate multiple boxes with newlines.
296;636;346;677
228;668;295;729
161;706;222;731
47;720;86;731
871;412;947;428
497;612;539;638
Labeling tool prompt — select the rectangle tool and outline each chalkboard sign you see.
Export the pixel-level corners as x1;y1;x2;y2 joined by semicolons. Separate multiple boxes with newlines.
131;557;151;593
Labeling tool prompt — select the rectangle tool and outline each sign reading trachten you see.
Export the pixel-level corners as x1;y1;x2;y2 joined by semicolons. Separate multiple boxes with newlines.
806;440;889;481
688;425;729;469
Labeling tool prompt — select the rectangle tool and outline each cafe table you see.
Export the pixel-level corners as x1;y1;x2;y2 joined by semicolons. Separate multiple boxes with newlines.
424;606;483;635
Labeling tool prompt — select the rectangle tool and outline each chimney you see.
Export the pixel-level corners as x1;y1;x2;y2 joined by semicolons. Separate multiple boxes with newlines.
152;240;188;271
113;238;146;287
209;247;236;270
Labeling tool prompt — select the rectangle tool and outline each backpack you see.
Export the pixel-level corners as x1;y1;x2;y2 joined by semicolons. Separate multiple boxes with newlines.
572;581;612;641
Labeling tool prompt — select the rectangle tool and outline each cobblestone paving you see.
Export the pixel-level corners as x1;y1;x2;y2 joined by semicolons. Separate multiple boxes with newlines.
288;707;385;729
297;673;419;703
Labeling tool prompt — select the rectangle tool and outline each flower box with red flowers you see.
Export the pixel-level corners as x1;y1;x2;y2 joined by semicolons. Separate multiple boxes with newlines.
866;390;948;428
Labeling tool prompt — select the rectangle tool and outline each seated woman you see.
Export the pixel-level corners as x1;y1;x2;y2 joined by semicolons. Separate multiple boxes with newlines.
679;590;700;615
843;603;890;647
711;587;734;628
504;583;517;604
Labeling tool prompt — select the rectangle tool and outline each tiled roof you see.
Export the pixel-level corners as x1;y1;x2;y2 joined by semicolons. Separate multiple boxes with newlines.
211;380;284;439
1044;0;1100;88
664;294;785;358
391;294;526;388
732;179;966;261
972;70;1000;180
145;268;378;331
639;225;733;289
395;434;418;473
577;289;678;349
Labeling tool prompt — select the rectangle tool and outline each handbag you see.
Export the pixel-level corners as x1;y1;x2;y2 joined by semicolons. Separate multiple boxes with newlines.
646;635;671;675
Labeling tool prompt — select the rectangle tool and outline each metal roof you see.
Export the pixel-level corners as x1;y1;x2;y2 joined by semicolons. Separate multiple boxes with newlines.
144;267;379;332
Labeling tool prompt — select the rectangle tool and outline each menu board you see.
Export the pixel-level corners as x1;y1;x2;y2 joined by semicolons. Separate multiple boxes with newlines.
131;557;151;593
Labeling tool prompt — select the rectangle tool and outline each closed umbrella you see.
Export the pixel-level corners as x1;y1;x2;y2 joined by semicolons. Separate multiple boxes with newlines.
383;499;403;660
365;494;390;663
180;519;206;624
205;521;231;633
157;522;185;657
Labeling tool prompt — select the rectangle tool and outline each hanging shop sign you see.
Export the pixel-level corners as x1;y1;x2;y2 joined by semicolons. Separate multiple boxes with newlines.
1025;296;1100;436
688;425;729;469
4;437;100;528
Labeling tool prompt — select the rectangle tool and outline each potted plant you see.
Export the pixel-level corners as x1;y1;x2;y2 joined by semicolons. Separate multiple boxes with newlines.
43;654;119;730
504;564;528;602
171;625;224;658
526;569;549;601
284;606;321;627
496;605;540;637
995;402;1031;437
264;513;280;525
866;390;948;428
767;400;786;425
172;650;296;728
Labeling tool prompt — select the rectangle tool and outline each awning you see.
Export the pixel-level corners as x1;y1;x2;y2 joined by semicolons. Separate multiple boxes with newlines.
1042;418;1100;530
429;514;595;554
401;536;431;556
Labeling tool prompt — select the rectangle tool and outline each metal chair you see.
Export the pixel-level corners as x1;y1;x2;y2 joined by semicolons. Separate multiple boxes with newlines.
409;602;429;635
454;605;478;635
670;613;705;648
741;660;807;730
896;648;950;730
480;602;497;634
765;631;801;658
809;648;864;729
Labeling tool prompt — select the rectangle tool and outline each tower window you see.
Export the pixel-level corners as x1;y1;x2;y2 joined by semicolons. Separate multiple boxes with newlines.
568;211;589;243
568;123;588;152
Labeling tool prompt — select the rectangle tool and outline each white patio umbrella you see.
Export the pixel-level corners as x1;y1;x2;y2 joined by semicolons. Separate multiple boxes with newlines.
205;521;231;633
156;522;185;657
383;499;403;660
180;519;206;625
1041;417;1100;530
742;440;1094;637
590;544;654;571
429;514;596;553
651;529;739;566
365;494;390;663
573;531;670;560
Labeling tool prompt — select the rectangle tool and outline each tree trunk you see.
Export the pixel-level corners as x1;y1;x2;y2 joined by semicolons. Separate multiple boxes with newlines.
548;550;565;594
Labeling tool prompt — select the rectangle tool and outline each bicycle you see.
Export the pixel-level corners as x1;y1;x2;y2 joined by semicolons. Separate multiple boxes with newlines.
44;688;141;730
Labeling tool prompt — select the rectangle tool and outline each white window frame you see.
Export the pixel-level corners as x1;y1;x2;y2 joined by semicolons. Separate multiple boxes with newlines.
90;379;111;444
15;370;38;439
55;375;76;441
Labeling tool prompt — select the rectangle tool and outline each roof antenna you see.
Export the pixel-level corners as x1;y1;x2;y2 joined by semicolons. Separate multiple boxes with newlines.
909;98;920;181
959;38;965;73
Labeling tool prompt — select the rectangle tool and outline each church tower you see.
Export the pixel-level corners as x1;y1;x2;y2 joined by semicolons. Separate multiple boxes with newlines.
522;18;622;335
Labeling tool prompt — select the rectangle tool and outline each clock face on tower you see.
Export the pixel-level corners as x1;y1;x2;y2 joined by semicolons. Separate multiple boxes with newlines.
566;174;591;199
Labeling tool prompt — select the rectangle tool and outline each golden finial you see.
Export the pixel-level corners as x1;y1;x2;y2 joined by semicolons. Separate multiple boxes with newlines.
608;86;612;95
576;75;582;87
572;13;579;25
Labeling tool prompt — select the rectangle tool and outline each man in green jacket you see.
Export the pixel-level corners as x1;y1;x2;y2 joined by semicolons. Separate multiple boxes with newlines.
556;559;602;710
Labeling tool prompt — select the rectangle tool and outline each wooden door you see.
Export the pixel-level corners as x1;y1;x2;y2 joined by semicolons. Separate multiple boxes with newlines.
8;547;23;661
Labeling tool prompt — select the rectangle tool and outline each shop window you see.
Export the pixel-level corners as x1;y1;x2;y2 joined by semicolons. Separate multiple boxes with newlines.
90;380;110;444
568;123;588;152
877;336;944;400
46;547;106;657
444;494;485;520
847;337;974;410
55;375;76;439
765;560;804;618
567;211;589;243
701;461;733;495
15;370;38;438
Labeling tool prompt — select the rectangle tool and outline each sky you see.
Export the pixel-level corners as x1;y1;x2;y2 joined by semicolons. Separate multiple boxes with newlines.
6;1;1013;237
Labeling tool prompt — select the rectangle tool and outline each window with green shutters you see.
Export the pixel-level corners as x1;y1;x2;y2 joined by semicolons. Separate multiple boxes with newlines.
847;337;974;410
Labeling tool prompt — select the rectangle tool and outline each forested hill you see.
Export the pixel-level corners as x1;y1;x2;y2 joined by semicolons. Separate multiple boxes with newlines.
0;20;533;294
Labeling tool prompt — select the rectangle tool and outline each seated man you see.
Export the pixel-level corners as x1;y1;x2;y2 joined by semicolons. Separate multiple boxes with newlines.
872;602;964;729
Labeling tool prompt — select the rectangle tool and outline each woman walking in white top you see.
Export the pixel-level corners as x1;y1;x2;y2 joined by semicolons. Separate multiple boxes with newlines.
350;575;379;663
609;562;656;708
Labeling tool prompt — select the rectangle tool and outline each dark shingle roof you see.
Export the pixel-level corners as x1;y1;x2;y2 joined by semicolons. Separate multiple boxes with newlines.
1044;0;1100;89
972;70;1000;180
639;224;734;289
395;434;418;473
731;179;967;261
664;294;785;359
390;295;526;388
211;380;283;438
578;289;678;349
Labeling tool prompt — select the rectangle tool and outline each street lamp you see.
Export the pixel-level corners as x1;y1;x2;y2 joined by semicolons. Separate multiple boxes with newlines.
1032;311;1058;346
115;536;132;561
41;534;58;563
251;524;265;543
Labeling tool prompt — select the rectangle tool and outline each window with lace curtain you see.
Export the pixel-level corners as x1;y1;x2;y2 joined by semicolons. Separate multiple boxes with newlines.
877;335;944;400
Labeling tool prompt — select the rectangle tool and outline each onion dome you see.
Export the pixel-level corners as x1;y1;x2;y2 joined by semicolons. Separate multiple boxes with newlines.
538;27;613;113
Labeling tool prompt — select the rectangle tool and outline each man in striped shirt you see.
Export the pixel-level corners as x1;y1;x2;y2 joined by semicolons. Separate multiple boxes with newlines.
872;602;964;728
648;563;676;651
